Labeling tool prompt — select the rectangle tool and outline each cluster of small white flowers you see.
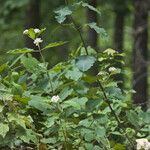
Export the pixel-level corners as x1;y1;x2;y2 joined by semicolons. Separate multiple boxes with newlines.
108;67;117;72
98;71;105;76
136;139;150;150
33;38;43;46
23;29;28;34
51;95;60;103
34;28;40;33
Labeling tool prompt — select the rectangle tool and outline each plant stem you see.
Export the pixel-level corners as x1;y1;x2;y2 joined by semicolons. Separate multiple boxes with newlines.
65;0;89;55
37;45;54;94
97;80;135;149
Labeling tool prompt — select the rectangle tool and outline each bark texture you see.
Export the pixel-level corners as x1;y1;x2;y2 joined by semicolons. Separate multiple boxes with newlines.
133;0;148;109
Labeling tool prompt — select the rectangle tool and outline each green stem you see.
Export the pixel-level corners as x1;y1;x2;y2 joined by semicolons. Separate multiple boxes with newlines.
37;45;54;94
65;0;89;55
97;80;135;149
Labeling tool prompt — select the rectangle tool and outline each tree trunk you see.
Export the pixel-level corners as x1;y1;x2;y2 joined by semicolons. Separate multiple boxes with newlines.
113;11;125;88
87;0;98;50
24;0;41;59
114;12;125;53
133;0;148;110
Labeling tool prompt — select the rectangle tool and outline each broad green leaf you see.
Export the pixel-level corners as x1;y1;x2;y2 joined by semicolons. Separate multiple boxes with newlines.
63;97;88;110
21;55;42;73
55;7;72;24
65;67;83;81
88;22;107;38
7;48;34;54
7;113;26;129
75;55;96;72
20;129;38;144
0;123;9;138
59;87;73;100
28;96;50;112
43;41;67;50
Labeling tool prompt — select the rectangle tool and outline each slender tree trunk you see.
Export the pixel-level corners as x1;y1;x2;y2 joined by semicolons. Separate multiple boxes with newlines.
87;0;97;50
24;0;41;59
114;12;125;53
133;0;148;110
113;11;125;88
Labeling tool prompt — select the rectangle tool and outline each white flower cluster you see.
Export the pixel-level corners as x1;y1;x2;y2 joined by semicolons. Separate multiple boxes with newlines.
33;38;43;46
34;28;40;33
51;95;60;103
23;28;43;47
23;29;29;34
23;28;40;35
136;139;150;150
108;67;117;72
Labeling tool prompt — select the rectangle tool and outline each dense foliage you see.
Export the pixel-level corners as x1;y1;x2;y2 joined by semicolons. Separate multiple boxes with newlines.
0;1;150;150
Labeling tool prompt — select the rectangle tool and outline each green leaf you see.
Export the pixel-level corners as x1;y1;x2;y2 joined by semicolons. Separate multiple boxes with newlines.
75;55;96;72
65;67;83;81
41;137;56;144
141;111;150;124
63;97;88;110
126;110;140;127
28;96;50;112
87;22;107;38
113;143;126;150
103;48;117;56
55;7;72;24
59;87;73;100
0;123;9;138
7;113;26;129
27;28;36;39
0;64;7;73
77;2;101;15
7;48;34;54
0;105;3;112
43;41;67;50
21;55;41;73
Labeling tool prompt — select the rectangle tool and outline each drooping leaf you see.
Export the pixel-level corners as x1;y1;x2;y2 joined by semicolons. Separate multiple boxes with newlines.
126;110;140;127
87;22;107;38
77;2;101;15
21;55;42;73
43;41;68;50
75;55;96;72
7;48;34;54
54;7;72;24
0;123;9;138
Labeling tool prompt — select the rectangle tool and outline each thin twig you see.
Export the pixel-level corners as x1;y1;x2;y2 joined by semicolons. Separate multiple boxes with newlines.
65;0;89;55
97;80;135;149
37;45;54;94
